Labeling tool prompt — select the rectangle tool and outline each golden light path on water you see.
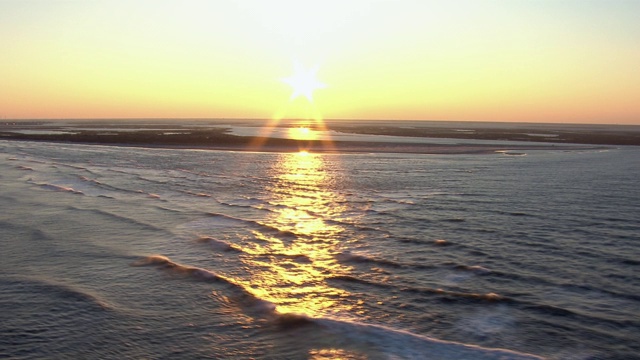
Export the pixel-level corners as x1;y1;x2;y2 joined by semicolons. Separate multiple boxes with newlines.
231;62;360;318
236;151;360;317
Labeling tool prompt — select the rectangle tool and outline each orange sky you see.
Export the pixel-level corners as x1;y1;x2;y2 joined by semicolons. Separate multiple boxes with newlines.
1;0;639;124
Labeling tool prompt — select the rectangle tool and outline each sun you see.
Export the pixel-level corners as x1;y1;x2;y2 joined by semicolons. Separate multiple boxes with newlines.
282;62;326;102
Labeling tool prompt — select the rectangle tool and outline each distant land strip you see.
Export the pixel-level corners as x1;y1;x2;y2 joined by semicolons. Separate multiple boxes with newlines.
1;120;637;154
329;124;640;146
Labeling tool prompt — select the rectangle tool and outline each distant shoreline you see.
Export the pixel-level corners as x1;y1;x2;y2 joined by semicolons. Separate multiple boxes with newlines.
1;119;631;154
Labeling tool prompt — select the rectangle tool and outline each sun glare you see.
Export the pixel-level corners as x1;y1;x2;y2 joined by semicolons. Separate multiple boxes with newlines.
282;62;326;102
288;126;318;141
249;62;334;151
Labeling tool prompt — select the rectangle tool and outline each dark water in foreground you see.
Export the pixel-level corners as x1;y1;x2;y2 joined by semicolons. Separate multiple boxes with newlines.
1;139;639;359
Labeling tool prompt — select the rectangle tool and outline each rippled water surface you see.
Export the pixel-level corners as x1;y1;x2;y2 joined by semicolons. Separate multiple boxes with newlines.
1;140;639;359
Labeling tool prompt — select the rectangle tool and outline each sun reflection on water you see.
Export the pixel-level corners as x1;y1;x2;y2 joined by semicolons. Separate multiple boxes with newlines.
238;151;357;317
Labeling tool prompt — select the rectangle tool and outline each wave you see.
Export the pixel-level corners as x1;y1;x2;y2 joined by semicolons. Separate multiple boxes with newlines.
520;301;640;341
197;236;243;252
270;311;543;360
558;282;640;302
200;212;298;239
132;255;227;282
621;258;640;266
77;175;129;194
181;190;213;198
450;263;492;274
36;183;85;195
65;172;156;198
337;250;458;271
176;214;252;236
489;267;640;304
400;286;506;303
78;175;101;185
219;198;269;209
396;237;453;247
202;211;254;226
327;274;393;289
316;317;542;360
51;162;94;172
328;274;507;304
1;276;114;311
131;255;276;314
76;208;168;233
336;251;405;269
329;271;636;329
272;252;313;263
132;254;279;312
26;173;137;198
496;150;528;156
131;254;541;359
494;210;534;217
195;235;312;263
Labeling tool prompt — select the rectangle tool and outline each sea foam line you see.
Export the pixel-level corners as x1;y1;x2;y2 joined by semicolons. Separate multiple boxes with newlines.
313;317;544;360
131;255;542;359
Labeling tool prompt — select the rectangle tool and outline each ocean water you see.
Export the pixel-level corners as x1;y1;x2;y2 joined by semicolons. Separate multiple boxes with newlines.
1;139;639;359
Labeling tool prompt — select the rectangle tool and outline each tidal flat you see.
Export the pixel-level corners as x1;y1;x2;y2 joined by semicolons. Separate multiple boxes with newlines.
2;119;636;154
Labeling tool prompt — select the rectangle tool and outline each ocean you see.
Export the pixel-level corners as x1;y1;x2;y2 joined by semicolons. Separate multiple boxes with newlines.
1;138;638;359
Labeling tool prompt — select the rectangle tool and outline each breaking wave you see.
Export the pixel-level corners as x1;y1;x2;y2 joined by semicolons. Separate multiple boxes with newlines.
132;255;229;282
37;183;85;195
130;255;542;359
309;317;543;360
131;255;276;314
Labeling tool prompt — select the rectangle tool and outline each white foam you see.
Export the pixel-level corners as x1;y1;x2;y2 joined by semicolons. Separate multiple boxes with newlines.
455;305;515;337
316;317;543;360
39;183;84;195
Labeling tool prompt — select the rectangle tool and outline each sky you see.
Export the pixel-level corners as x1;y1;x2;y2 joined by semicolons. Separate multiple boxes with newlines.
1;0;639;124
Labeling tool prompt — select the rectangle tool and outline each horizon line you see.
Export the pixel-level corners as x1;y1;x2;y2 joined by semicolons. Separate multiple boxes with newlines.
2;117;640;127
